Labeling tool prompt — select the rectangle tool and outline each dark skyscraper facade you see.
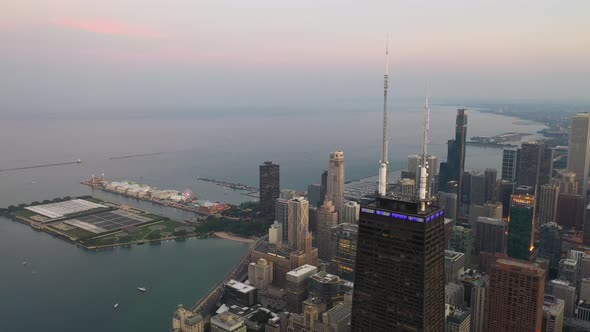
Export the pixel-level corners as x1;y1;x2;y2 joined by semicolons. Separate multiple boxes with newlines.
507;194;535;261
351;197;445;331
517;141;553;188
440;109;468;193
259;161;280;218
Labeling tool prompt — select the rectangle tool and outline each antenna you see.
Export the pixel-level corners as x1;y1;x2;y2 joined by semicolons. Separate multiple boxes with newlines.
378;34;390;196
419;84;431;211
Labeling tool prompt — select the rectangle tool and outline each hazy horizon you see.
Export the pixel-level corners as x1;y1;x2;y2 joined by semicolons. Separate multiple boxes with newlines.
2;1;590;113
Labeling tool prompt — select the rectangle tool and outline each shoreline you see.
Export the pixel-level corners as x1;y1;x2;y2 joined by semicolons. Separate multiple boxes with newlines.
214;231;256;243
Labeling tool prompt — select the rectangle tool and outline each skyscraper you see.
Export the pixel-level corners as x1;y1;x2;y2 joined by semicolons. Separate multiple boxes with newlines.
316;200;339;261
496;180;515;218
486;258;546;332
448;226;474;269
556;193;585;229
285;264;318;314
468;201;502;229
307;184;322;208
484;168;497;202
260;161;280;218
475;217;506;256
287;197;309;251
439;192;458;221
321;170;328;206
331;223;358;281
343;201;360;224
460;270;489;332
469;171;486;205
517;141;553;188
542;295;565;332
538;222;563;273
507;194;535;261
327;151;345;222
351;197;445;331
439;109;468;202
567;113;590;200
502;148;518;182
558;170;579;195
538;184;559;224
275;198;289;242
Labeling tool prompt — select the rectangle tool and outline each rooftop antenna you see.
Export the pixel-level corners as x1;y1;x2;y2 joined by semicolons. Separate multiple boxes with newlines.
378;35;390;196
419;83;431;211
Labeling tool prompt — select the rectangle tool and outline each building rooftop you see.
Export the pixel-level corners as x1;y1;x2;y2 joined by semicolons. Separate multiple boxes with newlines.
323;303;351;322
550;279;574;287
211;312;245;329
226;279;256;294
477;217;505;225
310;271;340;284
495;258;545;276
254;240;293;259
445;250;464;261
287;264;317;278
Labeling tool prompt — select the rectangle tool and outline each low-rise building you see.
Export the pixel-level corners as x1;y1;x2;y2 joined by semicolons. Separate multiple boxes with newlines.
172;304;205;332
211;312;247;332
223;279;257;308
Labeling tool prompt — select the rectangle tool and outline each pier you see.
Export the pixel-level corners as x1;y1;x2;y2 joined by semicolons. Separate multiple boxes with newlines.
0;160;82;172
109;152;164;160
196;177;258;191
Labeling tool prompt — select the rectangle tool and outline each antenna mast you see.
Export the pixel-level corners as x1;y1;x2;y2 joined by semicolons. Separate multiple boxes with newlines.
419;84;431;211
378;35;390;196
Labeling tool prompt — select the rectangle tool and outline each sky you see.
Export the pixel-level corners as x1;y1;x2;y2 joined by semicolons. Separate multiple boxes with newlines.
1;0;589;112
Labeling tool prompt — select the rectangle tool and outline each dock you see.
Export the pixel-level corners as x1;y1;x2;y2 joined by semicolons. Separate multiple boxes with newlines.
0;160;82;172
196;177;258;191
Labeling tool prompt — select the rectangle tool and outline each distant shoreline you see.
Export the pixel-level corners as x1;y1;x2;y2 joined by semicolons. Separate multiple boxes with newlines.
214;231;256;243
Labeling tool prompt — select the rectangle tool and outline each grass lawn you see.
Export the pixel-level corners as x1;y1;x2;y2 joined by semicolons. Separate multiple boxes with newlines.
14;209;39;218
141;213;165;221
88;219;189;246
61;227;96;240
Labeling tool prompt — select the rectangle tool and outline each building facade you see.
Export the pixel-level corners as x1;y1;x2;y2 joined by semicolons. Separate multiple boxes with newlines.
316;200;339;261
568;113;590;200
507;194;535;261
486;258;545;332
287;197;309;251
331;223;358;281
327;151;345;222
260;161;280;218
502;148;518;182
351;197;445;331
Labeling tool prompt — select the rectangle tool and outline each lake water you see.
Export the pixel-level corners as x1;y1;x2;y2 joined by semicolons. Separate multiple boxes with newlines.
0;103;546;331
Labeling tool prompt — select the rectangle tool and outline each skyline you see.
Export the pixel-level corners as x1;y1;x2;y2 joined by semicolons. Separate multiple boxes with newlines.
2;1;590;113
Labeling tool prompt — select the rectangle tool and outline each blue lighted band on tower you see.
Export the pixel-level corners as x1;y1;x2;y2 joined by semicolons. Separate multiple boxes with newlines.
361;208;444;223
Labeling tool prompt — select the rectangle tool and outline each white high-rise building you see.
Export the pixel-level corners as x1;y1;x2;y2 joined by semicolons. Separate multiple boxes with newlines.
327;151;345;222
343;201;360;224
269;221;282;246
248;258;273;290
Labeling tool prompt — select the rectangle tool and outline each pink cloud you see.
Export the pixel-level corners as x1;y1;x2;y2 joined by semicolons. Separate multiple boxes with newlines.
49;19;164;39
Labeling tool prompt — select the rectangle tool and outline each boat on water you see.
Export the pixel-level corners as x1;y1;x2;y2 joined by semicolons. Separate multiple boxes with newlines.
22;261;27;266
137;287;147;292
114;303;119;309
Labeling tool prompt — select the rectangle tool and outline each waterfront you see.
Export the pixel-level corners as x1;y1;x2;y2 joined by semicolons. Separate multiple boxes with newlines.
0;104;547;331
0;217;249;331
